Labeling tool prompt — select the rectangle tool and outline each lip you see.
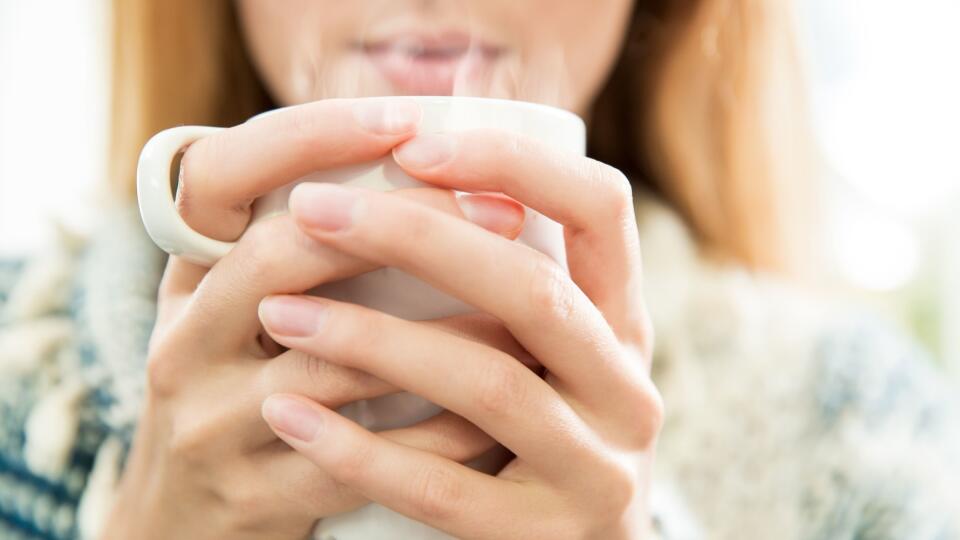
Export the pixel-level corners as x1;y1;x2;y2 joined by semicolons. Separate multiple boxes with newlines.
353;31;504;95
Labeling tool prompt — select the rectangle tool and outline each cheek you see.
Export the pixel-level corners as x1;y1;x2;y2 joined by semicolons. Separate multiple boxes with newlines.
524;0;634;110
235;0;298;102
236;0;346;105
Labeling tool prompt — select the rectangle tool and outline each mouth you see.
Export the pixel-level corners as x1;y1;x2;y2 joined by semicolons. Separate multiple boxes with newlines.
353;32;505;95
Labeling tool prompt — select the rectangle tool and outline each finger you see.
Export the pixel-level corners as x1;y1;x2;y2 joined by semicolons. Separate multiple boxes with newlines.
177;98;422;241
259;410;498;519
241;351;399;445
262;394;528;538
246;312;535;447
288;184;645;407
259;296;600;475
380;410;497;464
153;256;206;328
394;130;650;349
420;312;539;371
180;352;395;451
181;188;524;350
157;255;208;298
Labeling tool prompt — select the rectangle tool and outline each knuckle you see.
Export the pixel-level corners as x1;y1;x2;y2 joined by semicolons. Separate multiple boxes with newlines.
589;455;638;520
408;465;461;522
616;376;665;448
239;214;284;247
636;382;665;444
168;419;215;465
145;350;179;398
297;353;335;392
298;354;380;405
476;357;526;416
222;484;272;531
595;164;633;215
233;219;286;284
526;254;576;323
145;331;189;398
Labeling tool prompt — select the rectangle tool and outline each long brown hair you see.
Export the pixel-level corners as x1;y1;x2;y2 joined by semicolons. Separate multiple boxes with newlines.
109;0;817;273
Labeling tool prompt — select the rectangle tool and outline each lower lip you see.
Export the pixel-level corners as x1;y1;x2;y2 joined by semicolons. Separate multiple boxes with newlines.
359;46;501;95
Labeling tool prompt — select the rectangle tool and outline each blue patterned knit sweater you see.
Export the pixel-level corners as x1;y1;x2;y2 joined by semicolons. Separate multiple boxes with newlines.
0;261;101;540
0;208;164;540
0;202;958;539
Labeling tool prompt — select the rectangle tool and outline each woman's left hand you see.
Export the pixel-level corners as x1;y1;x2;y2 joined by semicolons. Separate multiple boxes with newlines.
257;129;663;539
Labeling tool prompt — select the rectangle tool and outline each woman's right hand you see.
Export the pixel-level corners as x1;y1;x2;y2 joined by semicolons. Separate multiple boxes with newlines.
101;99;530;540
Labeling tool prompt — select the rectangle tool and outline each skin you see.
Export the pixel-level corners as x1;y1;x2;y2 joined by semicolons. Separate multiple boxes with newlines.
235;0;632;110
105;1;662;539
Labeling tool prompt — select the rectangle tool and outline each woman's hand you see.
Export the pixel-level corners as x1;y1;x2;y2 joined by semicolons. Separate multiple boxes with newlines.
103;100;530;540
257;129;663;539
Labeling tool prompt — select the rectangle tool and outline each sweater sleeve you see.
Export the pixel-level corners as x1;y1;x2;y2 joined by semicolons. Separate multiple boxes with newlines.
804;314;960;539
0;256;106;540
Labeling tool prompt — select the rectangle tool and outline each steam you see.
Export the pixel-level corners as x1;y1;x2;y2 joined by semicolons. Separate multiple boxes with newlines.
471;44;571;107
286;0;573;108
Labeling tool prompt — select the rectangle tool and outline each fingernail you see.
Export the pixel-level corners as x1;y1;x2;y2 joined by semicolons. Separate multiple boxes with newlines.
456;193;526;237
393;133;456;169
259;296;326;337
289;183;360;232
262;395;324;442
353;99;422;135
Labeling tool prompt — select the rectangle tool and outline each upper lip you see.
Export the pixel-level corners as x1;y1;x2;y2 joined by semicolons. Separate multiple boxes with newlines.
353;31;504;59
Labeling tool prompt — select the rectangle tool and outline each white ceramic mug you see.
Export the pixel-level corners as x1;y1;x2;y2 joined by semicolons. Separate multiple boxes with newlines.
136;96;586;539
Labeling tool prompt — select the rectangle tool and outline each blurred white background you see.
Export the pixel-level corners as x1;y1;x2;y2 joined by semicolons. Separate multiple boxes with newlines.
0;0;108;254
1;0;958;364
798;0;960;370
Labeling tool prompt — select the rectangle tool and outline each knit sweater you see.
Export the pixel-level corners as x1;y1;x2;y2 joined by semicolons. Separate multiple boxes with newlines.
0;200;958;540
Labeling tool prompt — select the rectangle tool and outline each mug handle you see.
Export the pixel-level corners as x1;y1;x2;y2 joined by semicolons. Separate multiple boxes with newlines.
137;125;231;267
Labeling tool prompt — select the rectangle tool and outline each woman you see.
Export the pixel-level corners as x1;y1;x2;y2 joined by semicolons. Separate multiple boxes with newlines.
1;0;958;539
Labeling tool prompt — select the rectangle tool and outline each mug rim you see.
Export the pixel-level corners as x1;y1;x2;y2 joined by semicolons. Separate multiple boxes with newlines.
248;95;584;131
139;96;584;267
